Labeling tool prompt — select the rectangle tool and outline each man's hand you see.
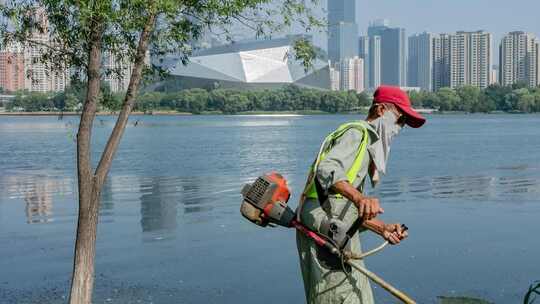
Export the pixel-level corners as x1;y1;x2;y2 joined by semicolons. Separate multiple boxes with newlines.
382;223;408;245
331;181;383;220
354;196;383;220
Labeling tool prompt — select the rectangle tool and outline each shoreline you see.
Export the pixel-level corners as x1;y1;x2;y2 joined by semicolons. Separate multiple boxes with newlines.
0;111;192;116
0;110;535;116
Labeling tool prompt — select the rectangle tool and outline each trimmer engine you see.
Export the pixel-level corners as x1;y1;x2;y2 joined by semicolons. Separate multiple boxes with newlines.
240;172;295;227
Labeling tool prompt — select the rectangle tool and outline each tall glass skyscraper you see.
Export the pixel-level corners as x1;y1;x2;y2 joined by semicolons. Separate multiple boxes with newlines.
367;19;407;87
327;0;358;63
408;32;434;91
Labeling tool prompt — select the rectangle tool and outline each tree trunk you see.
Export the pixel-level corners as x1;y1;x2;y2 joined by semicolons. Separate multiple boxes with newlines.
68;9;157;304
69;20;104;304
94;12;157;184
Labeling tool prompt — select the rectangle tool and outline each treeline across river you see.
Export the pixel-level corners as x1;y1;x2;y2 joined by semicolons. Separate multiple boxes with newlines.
409;83;540;113
4;82;540;114
3;84;371;114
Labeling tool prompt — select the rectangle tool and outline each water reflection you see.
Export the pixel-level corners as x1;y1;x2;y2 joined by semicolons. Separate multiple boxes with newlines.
24;184;53;224
0;174;73;223
139;176;179;233
373;173;540;202
100;177;115;220
181;175;214;214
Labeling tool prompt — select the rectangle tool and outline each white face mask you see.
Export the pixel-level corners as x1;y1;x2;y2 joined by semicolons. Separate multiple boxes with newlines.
367;110;402;187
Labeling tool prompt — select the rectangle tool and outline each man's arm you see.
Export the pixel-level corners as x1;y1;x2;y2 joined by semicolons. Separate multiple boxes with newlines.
316;128;383;220
331;181;407;244
331;180;382;220
363;218;408;245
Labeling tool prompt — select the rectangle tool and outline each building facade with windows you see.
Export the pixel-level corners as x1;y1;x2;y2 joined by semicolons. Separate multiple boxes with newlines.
339;56;364;93
499;31;539;87
368;20;407;86
327;0;358;63
408;32;434;91
0;45;25;92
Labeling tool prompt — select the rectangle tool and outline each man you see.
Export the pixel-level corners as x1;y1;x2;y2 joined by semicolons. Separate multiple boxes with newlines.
296;85;426;304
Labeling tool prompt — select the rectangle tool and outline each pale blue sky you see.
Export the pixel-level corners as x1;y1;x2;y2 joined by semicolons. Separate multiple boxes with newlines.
308;0;540;53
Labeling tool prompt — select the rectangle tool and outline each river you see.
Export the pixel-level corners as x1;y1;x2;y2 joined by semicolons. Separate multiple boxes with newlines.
1;114;539;303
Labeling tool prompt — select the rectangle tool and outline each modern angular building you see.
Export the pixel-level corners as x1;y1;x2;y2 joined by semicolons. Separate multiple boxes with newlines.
167;36;331;90
408;32;434;91
499;31;539;87
327;0;359;63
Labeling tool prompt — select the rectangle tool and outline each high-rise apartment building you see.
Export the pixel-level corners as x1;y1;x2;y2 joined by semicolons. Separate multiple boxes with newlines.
432;31;491;89
328;0;358;63
490;65;499;85
433;34;451;90
329;62;340;91
499;31;539;87
408;32;434;91
449;31;492;88
367;20;407;86
339;56;364;93
103;52;133;92
22;7;69;93
0;44;25;92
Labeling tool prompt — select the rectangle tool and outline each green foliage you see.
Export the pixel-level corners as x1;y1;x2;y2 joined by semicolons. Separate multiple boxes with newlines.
9;80;122;112
409;84;540;113
131;85;368;114
7;91;55;111
13;82;540;114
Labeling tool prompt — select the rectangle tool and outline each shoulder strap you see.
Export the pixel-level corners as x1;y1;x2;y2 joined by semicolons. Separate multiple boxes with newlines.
303;121;370;203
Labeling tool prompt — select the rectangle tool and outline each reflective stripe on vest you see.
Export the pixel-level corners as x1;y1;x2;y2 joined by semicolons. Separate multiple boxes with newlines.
304;121;369;199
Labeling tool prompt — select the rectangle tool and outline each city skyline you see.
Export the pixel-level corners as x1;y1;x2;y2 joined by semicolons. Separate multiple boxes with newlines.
308;0;540;55
3;0;540;93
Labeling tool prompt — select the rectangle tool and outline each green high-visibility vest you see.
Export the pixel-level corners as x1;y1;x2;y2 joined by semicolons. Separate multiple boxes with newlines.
304;121;370;199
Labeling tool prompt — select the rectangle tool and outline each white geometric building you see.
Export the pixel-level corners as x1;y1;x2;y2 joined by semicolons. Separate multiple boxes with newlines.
167;36;331;90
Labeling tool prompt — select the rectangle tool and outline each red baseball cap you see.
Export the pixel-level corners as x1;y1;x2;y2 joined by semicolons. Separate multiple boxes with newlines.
373;85;426;128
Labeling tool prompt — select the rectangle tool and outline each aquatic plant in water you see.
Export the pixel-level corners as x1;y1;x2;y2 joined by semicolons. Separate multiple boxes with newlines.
524;281;540;304
438;296;492;304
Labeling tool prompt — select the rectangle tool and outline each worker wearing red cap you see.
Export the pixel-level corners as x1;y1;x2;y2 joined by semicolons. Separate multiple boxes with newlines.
296;85;426;304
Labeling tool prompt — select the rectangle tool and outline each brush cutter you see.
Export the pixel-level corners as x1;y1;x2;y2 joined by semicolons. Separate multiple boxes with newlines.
240;172;416;304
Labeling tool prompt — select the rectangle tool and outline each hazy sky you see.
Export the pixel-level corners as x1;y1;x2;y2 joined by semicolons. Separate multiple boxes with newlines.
307;0;540;52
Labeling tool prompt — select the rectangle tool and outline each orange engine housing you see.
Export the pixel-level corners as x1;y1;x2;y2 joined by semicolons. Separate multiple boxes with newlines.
240;172;294;227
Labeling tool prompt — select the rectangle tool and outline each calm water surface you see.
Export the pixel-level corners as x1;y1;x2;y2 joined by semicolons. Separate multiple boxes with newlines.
1;114;539;303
